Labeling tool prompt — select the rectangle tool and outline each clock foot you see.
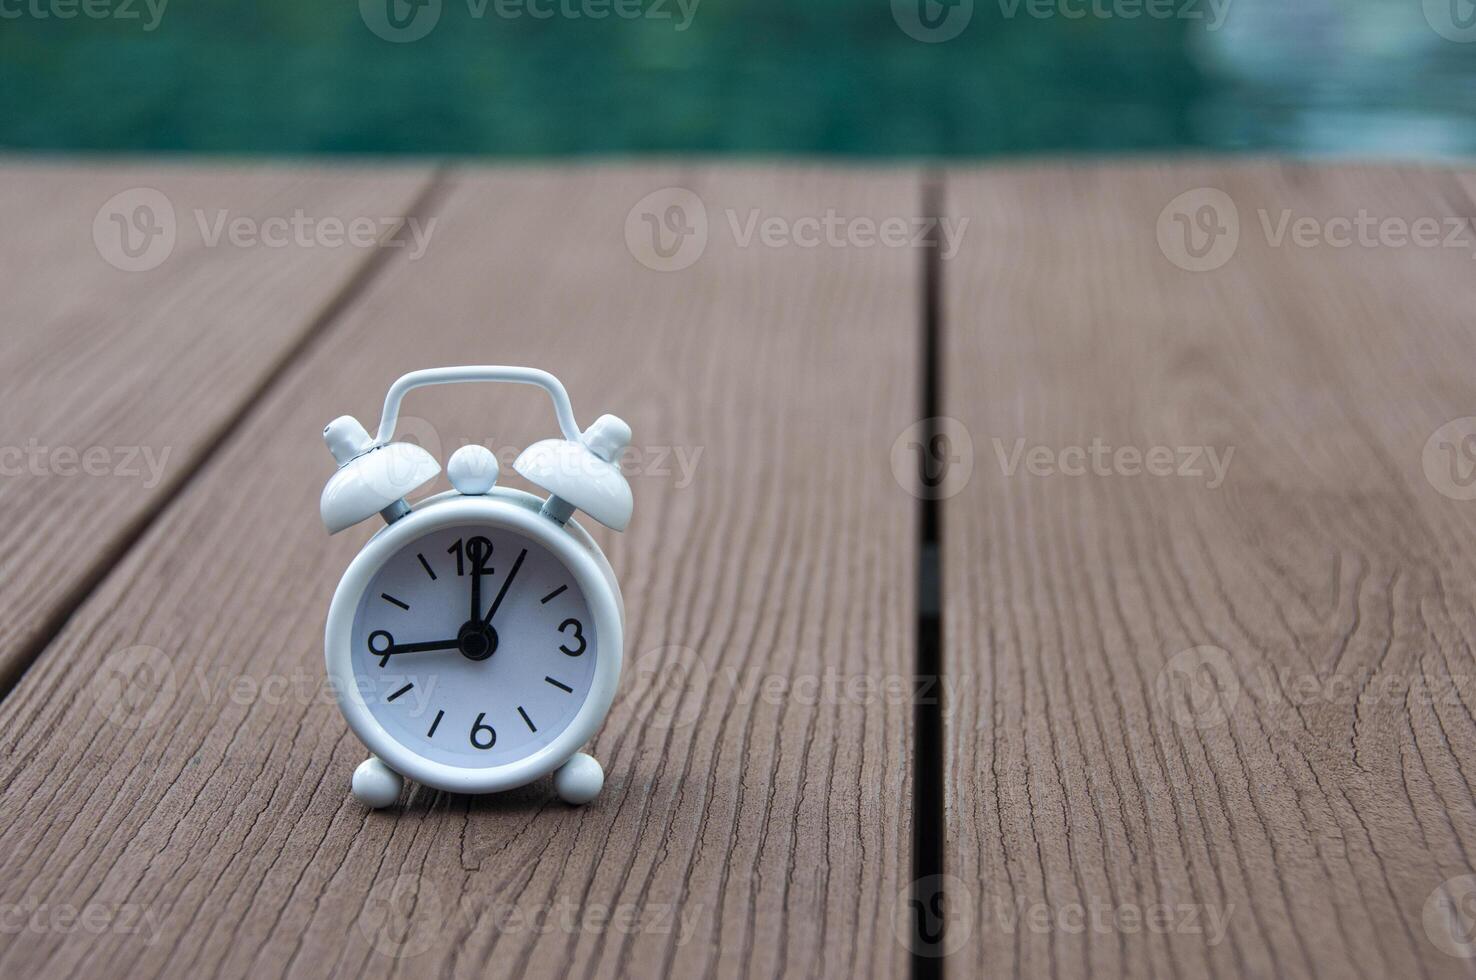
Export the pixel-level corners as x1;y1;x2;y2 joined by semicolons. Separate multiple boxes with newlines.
553;753;604;805
352;756;404;808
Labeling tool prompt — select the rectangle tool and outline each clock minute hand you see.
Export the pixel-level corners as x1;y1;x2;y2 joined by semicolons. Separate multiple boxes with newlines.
388;638;461;655
483;548;528;626
370;632;460;668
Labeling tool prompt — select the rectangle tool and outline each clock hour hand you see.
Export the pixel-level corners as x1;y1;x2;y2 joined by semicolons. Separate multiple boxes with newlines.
470;547;483;623
483;548;527;626
465;536;493;623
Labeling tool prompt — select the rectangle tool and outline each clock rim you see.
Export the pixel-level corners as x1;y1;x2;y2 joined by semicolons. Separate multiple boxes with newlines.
325;491;623;795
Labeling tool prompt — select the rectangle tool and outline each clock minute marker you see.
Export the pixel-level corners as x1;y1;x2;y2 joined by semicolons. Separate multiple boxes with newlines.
387;682;414;702
540;584;567;604
381;593;410;611
545;676;573;693
417;553;437;580
427;710;444;737
517;707;537;732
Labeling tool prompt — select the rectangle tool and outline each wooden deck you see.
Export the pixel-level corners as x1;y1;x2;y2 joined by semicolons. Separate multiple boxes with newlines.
2;161;1476;978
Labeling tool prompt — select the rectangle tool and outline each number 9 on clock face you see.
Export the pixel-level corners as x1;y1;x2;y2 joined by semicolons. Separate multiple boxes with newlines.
347;524;598;769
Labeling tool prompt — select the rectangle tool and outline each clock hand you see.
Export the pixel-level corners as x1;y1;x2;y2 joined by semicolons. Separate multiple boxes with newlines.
367;630;459;667
483;548;527;626
386;639;461;655
470;543;483;623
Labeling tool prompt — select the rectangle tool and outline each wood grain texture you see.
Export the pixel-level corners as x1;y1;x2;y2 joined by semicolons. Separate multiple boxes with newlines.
0;162;437;686
0;166;921;978
941;162;1476;978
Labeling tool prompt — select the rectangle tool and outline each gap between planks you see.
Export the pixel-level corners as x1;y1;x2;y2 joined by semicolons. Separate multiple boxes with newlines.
0;167;452;701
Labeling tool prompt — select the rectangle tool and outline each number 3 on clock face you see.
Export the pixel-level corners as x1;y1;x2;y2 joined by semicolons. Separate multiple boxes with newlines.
348;523;598;769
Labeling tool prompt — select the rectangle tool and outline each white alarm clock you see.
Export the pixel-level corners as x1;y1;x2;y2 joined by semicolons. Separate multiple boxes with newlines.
319;366;631;808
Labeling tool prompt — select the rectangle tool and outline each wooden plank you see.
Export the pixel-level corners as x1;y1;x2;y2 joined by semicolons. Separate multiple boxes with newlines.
0;166;921;978
941;162;1476;978
0;162;438;687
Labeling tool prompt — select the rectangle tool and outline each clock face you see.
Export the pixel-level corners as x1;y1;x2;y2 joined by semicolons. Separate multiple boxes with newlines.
348;522;598;769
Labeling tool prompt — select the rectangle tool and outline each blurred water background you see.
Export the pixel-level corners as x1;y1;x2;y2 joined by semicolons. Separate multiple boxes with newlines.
3;0;1475;157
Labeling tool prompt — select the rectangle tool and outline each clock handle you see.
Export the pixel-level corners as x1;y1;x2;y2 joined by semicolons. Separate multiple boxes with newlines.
374;366;583;446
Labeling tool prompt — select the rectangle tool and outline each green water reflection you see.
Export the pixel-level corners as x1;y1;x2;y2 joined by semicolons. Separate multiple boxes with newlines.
2;0;1474;157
